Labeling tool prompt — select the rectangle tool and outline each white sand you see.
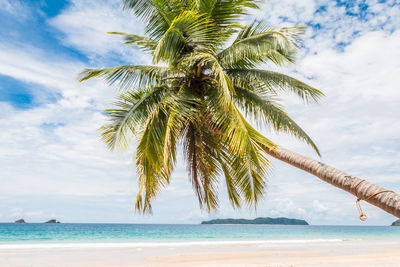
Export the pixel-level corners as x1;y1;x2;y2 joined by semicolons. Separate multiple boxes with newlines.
0;240;399;266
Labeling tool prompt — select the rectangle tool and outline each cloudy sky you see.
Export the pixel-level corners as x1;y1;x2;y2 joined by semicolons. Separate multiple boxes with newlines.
0;0;399;225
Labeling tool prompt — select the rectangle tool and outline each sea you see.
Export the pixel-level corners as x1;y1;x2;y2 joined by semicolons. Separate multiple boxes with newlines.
0;224;399;249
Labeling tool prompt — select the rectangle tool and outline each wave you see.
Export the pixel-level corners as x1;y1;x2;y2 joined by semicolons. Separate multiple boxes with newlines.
0;239;343;249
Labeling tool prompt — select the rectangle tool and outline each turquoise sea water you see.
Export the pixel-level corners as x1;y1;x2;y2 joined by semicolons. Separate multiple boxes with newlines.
0;224;399;248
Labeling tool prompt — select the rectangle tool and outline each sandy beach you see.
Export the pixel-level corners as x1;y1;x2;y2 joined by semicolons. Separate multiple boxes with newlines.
1;240;399;267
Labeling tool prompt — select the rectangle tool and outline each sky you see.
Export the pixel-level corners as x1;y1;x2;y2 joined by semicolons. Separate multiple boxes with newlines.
0;0;399;225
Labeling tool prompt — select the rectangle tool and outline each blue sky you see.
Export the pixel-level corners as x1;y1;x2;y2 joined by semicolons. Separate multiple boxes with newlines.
0;0;400;225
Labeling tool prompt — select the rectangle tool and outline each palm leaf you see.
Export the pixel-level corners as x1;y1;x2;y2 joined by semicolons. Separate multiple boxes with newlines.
162;90;200;175
101;85;167;151
153;10;218;64
134;92;180;213
79;65;173;90
234;86;321;155
218;23;306;68
107;32;158;53
207;98;273;205
228;68;324;102
197;0;259;27
183;121;220;211
179;52;234;110
122;0;177;39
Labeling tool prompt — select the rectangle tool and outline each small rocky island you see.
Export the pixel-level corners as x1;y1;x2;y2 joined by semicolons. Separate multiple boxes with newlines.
391;219;400;226
201;217;309;225
45;219;61;223
14;219;26;223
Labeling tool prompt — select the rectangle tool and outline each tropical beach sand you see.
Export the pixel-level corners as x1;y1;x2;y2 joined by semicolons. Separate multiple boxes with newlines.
1;240;399;267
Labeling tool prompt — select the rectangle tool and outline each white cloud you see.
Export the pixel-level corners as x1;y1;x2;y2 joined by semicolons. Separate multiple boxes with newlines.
0;0;31;19
0;44;81;92
255;0;317;25
269;198;307;218
0;43;136;199
48;0;149;64
10;208;23;218
313;200;328;213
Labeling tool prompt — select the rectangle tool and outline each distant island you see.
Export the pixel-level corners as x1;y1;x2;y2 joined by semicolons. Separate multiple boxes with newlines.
45;219;61;223
201;217;309;225
13;219;61;223
392;219;400;226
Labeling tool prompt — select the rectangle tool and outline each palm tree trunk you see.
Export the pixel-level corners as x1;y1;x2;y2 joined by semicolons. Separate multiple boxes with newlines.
262;145;400;219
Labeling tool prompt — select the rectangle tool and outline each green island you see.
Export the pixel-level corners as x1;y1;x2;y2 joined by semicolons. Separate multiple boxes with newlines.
391;219;400;226
45;219;61;224
201;217;308;225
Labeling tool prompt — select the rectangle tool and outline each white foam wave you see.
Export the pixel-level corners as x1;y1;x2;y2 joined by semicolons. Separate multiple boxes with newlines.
0;239;343;249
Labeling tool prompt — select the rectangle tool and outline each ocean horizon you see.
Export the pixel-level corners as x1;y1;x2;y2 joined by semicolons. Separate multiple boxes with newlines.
1;223;399;249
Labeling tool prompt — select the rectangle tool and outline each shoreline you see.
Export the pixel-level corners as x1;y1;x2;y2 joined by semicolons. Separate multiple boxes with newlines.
1;239;399;266
0;238;346;249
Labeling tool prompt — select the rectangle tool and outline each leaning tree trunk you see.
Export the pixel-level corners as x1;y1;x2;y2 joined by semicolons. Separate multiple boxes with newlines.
262;145;400;219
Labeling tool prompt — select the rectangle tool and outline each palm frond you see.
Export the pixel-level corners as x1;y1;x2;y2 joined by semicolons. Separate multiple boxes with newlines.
218;23;306;68
179;52;234;110
135;89;201;213
134;93;181;213
234;86;321;155
230;110;273;206
107;32;158;53
135;111;168;213
228;68;324;102
218;150;242;208
101;85;167;151
183;121;220;211
79;65;174;90
153;10;218;65
122;0;177;39
197;0;260;27
162;90;200;175
207;98;273;205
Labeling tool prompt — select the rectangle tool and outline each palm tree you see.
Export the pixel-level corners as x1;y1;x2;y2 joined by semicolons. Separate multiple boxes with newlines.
80;0;400;219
